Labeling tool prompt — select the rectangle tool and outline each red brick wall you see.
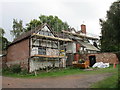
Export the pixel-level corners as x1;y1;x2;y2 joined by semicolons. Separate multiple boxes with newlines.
86;53;119;64
6;39;29;69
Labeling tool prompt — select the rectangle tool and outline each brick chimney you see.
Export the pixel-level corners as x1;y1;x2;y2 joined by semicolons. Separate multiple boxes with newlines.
81;24;86;34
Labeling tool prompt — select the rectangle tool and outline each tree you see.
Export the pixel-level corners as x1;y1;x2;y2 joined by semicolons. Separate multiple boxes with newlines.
26;15;69;32
0;28;10;50
26;19;42;31
100;0;120;52
39;15;69;32
11;15;70;39
10;19;25;39
0;28;5;37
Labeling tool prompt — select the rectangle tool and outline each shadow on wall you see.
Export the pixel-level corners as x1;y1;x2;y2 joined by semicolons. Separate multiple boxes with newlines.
115;52;120;62
115;52;120;89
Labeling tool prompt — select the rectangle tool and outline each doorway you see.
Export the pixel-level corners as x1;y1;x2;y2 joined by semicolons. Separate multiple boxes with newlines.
89;55;96;67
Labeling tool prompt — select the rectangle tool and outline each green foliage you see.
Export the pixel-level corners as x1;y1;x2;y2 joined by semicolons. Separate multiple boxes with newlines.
26;19;42;31
90;73;118;88
10;19;26;39
0;28;10;50
39;15;69;32
26;15;69;32
2;65;28;75
11;15;69;39
2;67;11;73
10;65;21;73
0;37;8;50
90;64;119;88
100;1;120;52
3;65;118;78
0;28;5;37
20;69;28;75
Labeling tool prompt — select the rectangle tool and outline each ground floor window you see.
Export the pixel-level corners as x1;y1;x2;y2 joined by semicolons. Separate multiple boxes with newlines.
38;47;46;55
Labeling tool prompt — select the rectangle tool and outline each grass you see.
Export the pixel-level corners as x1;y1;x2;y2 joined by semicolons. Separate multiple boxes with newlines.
2;64;119;79
90;64;119;88
90;72;118;88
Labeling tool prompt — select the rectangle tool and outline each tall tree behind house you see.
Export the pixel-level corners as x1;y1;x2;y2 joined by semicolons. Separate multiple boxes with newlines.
26;15;69;32
100;0;120;52
10;19;26;39
11;15;70;39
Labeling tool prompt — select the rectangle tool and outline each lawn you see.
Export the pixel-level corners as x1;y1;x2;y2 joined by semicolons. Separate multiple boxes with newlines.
2;64;119;88
90;64;119;88
90;73;118;88
2;64;118;78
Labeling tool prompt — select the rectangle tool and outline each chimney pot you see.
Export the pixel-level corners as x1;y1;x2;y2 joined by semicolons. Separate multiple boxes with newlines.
81;24;86;34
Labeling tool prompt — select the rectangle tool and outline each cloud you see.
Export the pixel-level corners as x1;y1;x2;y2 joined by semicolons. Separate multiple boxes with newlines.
0;0;116;41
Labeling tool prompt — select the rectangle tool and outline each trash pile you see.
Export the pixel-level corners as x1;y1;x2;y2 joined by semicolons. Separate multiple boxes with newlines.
92;62;109;68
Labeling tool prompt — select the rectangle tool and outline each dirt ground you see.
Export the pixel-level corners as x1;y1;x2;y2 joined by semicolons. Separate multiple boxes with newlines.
2;73;113;88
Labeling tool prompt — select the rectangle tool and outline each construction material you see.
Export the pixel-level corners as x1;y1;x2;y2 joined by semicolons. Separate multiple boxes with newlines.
73;60;89;69
31;54;64;58
92;62;109;68
32;33;73;42
62;30;98;40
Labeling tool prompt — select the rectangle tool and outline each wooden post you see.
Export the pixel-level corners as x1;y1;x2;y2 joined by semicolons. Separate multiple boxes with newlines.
34;70;37;76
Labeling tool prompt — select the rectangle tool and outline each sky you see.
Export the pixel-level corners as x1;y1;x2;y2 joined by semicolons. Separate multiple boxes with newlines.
0;0;116;41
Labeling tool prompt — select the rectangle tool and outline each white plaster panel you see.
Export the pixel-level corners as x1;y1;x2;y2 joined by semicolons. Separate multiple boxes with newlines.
66;42;76;53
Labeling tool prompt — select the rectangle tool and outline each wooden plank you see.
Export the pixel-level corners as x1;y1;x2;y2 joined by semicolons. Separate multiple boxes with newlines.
31;54;64;58
62;30;98;40
32;33;73;42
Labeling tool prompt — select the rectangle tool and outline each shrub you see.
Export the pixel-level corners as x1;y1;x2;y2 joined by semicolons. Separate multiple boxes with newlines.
11;64;21;73
20;69;28;75
2;67;11;73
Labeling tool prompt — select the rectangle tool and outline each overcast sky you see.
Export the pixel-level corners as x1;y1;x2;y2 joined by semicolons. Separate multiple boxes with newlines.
0;0;116;41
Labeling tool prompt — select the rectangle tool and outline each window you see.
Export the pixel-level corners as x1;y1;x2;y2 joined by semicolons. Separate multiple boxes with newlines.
42;31;48;36
48;32;52;36
38;47;46;55
39;31;43;35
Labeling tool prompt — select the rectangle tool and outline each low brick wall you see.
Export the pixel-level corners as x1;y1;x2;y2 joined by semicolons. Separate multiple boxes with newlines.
80;52;119;64
87;53;118;64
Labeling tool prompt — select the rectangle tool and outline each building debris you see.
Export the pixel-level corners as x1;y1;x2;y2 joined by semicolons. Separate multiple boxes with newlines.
92;62;109;68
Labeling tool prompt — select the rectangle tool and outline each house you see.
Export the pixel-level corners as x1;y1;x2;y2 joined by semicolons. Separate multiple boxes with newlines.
64;24;119;66
62;24;100;65
6;23;72;72
5;23;117;72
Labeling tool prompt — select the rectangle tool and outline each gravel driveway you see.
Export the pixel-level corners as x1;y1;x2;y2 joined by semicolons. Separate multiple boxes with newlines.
2;73;113;88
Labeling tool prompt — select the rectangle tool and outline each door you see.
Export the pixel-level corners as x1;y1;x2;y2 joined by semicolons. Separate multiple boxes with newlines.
89;55;96;67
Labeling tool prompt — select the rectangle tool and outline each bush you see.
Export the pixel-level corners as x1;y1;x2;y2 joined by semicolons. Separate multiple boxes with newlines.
11;64;21;73
20;69;28;75
2;67;11;73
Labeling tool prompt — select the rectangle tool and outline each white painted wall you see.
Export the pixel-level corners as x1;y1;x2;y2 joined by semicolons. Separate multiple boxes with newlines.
31;25;59;56
37;26;54;37
46;48;59;55
31;47;38;56
29;58;60;72
66;42;76;53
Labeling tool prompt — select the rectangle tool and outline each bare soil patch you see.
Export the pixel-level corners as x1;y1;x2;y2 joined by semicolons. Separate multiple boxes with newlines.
2;73;113;88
